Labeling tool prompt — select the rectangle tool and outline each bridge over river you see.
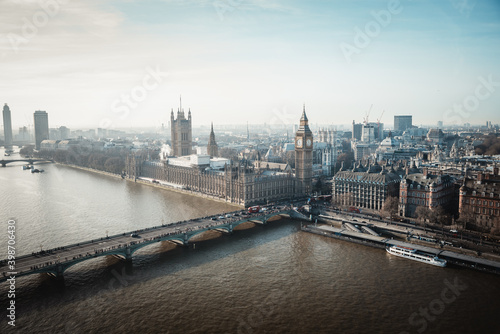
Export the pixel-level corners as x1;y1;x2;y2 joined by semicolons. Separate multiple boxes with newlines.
0;158;53;167
1;208;309;281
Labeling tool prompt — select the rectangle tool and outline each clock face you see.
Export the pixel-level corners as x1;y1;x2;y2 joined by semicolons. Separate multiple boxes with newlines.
306;138;312;147
296;138;303;148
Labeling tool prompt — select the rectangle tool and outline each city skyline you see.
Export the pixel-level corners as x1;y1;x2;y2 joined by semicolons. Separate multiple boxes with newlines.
1;0;499;129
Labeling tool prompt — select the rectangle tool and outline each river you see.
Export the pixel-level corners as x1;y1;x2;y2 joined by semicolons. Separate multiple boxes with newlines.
0;149;499;334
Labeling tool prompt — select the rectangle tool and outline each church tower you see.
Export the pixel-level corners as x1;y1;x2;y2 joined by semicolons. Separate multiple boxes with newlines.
295;105;313;195
207;122;218;158
170;97;193;157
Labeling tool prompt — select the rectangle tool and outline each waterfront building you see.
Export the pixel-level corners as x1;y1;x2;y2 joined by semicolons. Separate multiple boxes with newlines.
398;168;455;217
126;109;314;205
459;169;500;231
2;104;13;147
394;115;412;132
207;123;219;158
295;106;313;195
34;110;49;150
170;102;193;157
332;162;401;211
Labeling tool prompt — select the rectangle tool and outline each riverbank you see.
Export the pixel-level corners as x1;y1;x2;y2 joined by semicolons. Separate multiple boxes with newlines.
302;223;500;275
56;162;243;210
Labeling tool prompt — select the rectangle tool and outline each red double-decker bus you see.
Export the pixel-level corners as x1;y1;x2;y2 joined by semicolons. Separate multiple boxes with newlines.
248;206;260;213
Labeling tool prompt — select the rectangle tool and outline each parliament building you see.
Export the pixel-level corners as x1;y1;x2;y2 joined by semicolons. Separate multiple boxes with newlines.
125;106;313;206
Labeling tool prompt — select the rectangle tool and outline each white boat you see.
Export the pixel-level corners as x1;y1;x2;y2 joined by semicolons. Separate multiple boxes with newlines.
386;245;446;267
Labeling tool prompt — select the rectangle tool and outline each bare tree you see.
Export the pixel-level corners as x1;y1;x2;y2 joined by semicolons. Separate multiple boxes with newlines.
381;196;399;219
415;206;431;224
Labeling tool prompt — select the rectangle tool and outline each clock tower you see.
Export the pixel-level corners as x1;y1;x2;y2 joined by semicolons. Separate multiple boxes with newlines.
295;105;313;195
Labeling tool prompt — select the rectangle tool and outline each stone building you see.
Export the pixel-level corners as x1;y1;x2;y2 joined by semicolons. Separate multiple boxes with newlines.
207;123;218;158
459;169;500;231
295;106;313;195
398;168;455;217
126;109;314;206
332;163;401;211
170;103;192;157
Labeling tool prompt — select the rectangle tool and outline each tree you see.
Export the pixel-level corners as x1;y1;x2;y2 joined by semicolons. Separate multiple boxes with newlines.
381;196;399;219
415;206;431;224
20;145;34;157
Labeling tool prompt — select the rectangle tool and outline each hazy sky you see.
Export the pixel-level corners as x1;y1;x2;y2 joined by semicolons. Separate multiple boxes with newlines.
1;0;499;130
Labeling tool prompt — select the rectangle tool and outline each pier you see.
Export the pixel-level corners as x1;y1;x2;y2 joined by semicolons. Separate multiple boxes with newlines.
302;223;500;275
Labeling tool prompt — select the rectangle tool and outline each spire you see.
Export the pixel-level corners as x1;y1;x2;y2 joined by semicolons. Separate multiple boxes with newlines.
211;122;214;133
301;103;308;121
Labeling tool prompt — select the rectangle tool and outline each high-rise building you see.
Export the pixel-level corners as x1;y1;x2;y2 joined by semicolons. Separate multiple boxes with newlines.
394;115;412;132
170;99;193;157
34;110;49;150
352;121;362;140
295;105;313;195
2;104;13;147
207;122;218;158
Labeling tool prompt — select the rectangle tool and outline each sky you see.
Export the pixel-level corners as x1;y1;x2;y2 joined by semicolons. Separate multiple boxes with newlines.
1;0;499;130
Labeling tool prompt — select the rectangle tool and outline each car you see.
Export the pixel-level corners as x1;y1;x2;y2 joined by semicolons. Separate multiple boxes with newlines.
225;214;232;218
130;233;139;238
218;216;225;219
233;213;239;216
211;217;217;221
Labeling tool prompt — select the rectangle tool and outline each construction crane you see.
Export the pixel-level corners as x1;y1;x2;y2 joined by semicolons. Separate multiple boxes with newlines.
363;104;373;125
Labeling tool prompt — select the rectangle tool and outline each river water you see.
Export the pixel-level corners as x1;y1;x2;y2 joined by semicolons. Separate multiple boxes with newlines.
0;150;499;334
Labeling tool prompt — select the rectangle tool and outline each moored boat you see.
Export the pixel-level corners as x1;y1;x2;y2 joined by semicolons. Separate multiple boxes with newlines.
386;245;446;267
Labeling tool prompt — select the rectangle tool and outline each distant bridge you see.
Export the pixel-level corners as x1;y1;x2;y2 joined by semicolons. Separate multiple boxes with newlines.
0;158;53;167
0;208;310;281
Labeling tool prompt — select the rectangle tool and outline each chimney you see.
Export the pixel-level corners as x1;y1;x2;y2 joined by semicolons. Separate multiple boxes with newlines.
478;173;483;183
494;167;499;176
423;167;428;178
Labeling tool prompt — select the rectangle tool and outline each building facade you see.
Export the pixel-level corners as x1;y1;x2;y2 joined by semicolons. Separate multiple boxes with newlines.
394;115;412;132
207;123;218;158
332;163;401;211
399;169;455;217
126;109;314;206
34;110;49;150
295;106;313;195
170;106;192;157
2;104;13;147
459;169;500;231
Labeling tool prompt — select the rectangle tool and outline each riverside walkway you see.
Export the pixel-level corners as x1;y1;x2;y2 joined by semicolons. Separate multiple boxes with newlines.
1;208;310;281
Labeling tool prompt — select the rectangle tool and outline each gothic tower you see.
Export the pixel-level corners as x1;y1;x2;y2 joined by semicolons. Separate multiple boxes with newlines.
170;97;193;157
295;105;313;195
207;122;218;158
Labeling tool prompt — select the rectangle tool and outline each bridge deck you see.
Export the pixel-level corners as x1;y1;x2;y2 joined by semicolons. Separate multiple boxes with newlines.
1;208;303;281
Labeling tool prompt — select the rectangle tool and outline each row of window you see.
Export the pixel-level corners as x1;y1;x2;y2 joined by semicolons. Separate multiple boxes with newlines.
464;199;500;207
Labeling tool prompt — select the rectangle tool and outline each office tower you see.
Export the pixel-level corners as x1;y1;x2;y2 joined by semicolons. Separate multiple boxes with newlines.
394;115;412;132
2;104;13;147
34;110;49;150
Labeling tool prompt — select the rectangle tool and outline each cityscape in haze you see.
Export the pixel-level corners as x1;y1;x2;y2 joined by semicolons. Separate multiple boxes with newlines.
1;1;500;333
